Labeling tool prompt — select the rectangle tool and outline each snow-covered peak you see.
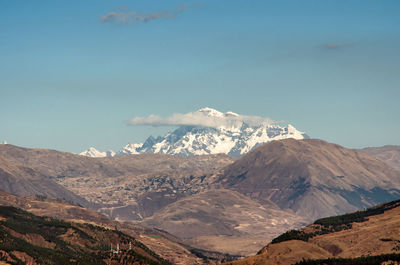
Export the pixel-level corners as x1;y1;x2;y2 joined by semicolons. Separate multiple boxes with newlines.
80;147;115;158
196;107;224;117
81;109;308;158
225;111;239;117
116;143;143;156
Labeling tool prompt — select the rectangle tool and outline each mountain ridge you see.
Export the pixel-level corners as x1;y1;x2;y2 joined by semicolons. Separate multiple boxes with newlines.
217;138;400;220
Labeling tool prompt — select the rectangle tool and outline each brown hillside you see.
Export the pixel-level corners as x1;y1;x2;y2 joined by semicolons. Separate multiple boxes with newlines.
0;144;234;220
226;200;400;265
0;205;170;265
219;139;400;220
361;145;400;171
140;189;306;256
0;156;91;208
0;190;213;264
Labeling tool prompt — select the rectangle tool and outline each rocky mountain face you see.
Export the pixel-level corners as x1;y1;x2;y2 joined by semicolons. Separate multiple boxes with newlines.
226;199;400;265
360;145;400;171
217;139;400;220
80;108;308;157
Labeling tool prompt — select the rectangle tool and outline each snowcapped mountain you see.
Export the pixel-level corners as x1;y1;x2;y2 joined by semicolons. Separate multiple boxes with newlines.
79;147;115;158
80;108;308;157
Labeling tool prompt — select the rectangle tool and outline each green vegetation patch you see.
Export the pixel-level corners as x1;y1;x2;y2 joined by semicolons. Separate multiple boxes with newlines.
314;199;400;227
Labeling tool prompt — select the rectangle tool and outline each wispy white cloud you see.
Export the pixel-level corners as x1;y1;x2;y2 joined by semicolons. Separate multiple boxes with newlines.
126;109;275;128
101;3;195;24
323;43;353;49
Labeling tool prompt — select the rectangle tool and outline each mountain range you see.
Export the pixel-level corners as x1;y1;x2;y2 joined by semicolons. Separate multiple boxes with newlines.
1;139;399;256
80;108;308;157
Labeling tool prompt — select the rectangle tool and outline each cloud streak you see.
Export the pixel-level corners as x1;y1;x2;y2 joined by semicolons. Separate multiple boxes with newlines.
323;43;353;49
126;109;275;128
101;4;194;24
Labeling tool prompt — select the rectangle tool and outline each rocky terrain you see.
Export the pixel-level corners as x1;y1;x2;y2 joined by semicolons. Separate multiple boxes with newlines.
225;199;400;265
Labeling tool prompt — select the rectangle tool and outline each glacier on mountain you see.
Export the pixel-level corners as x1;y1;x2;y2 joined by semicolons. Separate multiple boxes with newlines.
80;108;308;157
79;147;115;158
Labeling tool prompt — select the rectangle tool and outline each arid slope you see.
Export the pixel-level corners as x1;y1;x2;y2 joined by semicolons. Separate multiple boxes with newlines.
361;145;400;171
219;139;400;220
226;200;400;265
140;189;306;256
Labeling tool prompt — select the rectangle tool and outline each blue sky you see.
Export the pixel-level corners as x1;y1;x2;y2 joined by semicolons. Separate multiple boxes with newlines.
1;0;399;153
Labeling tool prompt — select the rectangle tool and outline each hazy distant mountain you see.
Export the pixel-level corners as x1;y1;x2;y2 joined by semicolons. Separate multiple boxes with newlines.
80;107;308;157
218;139;400;220
360;145;400;171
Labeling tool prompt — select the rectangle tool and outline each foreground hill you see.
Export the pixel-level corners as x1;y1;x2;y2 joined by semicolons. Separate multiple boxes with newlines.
0;190;233;264
218;139;400;220
361;145;400;171
226;199;400;265
0;205;170;265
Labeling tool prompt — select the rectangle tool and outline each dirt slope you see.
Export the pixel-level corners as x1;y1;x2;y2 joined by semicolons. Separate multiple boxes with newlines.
219;139;400;220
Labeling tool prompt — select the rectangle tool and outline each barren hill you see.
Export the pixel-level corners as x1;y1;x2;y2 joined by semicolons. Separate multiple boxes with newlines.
218;139;400;220
140;189;306;256
361;145;400;171
0;156;92;208
0;144;234;220
0;144;234;179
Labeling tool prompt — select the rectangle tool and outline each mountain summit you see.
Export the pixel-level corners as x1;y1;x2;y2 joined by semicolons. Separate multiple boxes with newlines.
81;108;308;157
